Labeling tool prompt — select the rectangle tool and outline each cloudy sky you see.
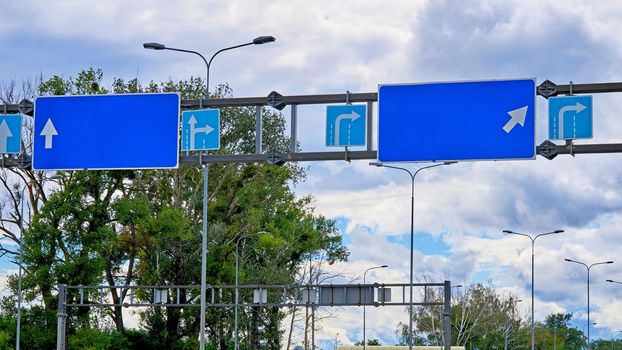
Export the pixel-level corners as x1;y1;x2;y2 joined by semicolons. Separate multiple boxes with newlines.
2;0;622;348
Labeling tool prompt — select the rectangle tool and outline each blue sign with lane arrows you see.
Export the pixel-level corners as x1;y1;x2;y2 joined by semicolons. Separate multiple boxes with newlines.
378;79;536;162
33;93;180;170
548;95;593;140
326;104;366;147
0;114;22;154
181;109;220;151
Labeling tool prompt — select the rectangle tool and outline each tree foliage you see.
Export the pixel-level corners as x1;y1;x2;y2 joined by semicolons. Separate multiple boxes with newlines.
0;68;348;349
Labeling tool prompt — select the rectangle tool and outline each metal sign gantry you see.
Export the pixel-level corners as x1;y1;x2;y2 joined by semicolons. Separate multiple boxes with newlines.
55;281;453;350
3;80;622;168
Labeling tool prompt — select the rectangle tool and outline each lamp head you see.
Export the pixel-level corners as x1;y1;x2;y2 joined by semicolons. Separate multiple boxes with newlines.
380;265;388;268
503;230;513;234
554;229;565;233
607;279;614;282
443;161;458;165
253;36;276;45
564;258;573;262
607;261;614;264
143;42;166;50
369;162;384;167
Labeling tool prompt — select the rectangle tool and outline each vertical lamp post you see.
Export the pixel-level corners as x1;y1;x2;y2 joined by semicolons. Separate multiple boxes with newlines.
565;258;613;350
235;231;269;350
369;161;456;350
504;229;564;350
143;36;275;349
362;264;388;350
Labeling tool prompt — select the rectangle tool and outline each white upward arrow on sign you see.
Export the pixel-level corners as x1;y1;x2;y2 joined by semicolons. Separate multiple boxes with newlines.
41;118;58;149
0;120;13;153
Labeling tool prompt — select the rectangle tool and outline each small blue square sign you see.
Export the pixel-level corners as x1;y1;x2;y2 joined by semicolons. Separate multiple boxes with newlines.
181;109;220;151
326;104;366;147
549;95;593;140
0;114;22;154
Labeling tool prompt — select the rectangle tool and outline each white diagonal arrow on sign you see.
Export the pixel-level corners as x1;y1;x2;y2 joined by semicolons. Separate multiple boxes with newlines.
503;106;528;133
41;118;58;149
334;111;361;146
557;102;586;139
0;120;13;153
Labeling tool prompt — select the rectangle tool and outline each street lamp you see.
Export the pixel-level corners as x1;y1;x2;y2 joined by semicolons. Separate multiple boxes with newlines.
235;231;270;350
362;264;388;350
369;161;456;350
143;36;275;349
565;258;613;350
504;229;563;350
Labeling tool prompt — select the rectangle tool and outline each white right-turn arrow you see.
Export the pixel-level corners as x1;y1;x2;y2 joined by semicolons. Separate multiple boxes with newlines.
41;118;58;149
503;106;529;133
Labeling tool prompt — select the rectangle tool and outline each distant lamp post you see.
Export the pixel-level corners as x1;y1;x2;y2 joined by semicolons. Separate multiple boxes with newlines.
369;161;456;350
565;258;613;350
504;229;563;350
143;36;275;350
235;231;270;350
362;264;388;350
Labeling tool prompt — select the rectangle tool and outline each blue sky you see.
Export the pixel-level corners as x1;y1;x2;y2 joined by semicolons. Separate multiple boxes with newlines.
3;0;622;348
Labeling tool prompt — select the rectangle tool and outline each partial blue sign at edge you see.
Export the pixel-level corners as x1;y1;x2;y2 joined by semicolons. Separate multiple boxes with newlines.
326;104;366;147
548;95;593;140
0;114;22;154
33;93;180;171
378;79;536;162
181;109;220;151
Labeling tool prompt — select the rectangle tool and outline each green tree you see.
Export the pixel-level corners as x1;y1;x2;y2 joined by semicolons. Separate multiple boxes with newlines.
3;69;348;349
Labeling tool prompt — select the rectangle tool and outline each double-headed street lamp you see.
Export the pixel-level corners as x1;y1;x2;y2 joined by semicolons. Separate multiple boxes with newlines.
235;231;270;350
565;258;614;350
362;264;388;350
504;229;564;350
369;161;456;350
143;36;275;350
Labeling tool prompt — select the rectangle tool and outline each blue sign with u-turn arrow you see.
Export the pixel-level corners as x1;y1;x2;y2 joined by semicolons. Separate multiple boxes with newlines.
33;93;180;170
181;109;220;151
548;95;593;140
0;114;22;154
378;79;536;162
326;104;366;147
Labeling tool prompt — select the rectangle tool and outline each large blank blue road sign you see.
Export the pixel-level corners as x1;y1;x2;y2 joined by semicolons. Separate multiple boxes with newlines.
378;79;536;162
33;93;180;170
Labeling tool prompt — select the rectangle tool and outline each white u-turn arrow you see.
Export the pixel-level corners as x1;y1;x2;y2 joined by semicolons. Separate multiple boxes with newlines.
503;106;529;133
41;118;58;149
557;102;586;139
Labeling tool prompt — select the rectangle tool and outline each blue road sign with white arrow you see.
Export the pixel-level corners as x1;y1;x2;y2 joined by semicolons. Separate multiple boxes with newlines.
548;95;593;140
0;114;22;154
326;104;366;147
378;79;536;162
33;93;180;170
181;109;220;151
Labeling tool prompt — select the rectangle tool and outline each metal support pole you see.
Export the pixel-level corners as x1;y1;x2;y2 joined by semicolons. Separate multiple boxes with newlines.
199;164;208;349
255;106;262;154
290;104;297;153
443;280;451;350
16;185;28;350
56;284;67;350
531;240;535;350
235;238;240;350
587;276;596;349
366;101;373;152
